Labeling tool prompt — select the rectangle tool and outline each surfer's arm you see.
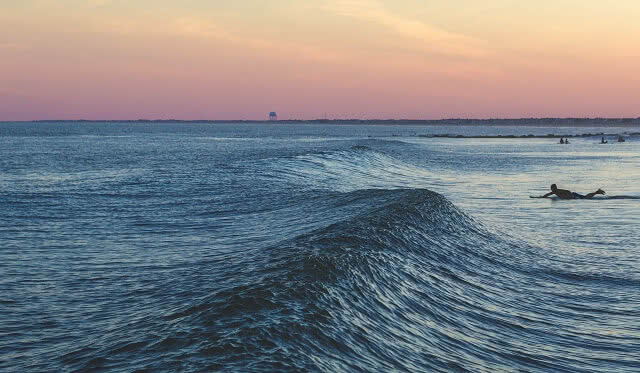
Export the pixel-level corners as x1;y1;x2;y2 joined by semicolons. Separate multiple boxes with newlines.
540;192;554;198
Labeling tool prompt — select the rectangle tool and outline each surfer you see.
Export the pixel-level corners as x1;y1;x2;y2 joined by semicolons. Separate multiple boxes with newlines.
538;184;605;199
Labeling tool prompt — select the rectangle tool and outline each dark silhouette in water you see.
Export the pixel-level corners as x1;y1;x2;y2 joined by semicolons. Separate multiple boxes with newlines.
537;184;605;199
601;137;608;144
559;138;564;144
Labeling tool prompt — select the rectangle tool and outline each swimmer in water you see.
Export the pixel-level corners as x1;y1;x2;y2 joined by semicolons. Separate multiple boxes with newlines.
539;184;605;199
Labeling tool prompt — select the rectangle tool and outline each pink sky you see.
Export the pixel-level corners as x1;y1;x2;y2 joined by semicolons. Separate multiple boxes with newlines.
2;1;640;120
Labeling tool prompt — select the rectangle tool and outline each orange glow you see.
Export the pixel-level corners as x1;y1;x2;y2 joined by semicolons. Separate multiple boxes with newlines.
1;1;640;120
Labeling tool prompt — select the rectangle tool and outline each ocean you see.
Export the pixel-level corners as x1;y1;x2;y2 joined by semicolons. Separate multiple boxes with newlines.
1;121;639;372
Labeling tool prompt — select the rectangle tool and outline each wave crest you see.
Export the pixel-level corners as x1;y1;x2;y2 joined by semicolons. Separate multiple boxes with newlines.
165;188;529;370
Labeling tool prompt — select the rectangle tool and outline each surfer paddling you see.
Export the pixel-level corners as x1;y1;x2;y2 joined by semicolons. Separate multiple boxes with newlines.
537;184;605;199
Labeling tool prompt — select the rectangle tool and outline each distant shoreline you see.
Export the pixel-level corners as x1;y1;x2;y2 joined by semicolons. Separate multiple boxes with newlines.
3;118;640;126
423;133;638;139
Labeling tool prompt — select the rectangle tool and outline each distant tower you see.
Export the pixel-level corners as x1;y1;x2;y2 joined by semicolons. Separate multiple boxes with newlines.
269;112;278;121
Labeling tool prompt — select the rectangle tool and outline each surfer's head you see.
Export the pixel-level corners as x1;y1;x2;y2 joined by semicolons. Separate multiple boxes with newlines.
550;184;557;191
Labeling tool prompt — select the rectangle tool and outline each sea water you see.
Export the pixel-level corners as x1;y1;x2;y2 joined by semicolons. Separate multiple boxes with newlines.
1;122;639;372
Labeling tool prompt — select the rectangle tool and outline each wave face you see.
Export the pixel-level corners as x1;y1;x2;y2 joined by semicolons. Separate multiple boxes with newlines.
3;124;639;372
168;188;526;372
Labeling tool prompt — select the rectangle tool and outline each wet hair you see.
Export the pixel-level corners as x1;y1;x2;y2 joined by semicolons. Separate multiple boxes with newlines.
550;184;557;190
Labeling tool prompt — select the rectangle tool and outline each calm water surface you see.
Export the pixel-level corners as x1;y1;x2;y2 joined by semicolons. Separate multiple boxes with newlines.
1;122;639;372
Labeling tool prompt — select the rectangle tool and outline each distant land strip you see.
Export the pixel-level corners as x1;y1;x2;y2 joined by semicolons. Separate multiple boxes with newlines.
5;118;640;126
423;133;639;138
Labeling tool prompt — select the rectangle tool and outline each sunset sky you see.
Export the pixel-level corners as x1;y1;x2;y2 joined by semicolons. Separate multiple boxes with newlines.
2;0;640;120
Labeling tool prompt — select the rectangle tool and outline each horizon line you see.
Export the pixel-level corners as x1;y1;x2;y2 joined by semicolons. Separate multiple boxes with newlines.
3;117;640;123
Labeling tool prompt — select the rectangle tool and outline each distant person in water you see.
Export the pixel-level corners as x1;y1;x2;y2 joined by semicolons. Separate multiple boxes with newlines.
559;138;564;144
540;184;605;199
